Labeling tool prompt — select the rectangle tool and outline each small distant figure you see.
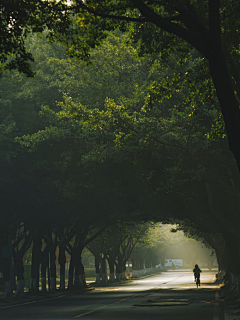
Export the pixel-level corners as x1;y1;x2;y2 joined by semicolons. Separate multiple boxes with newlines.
171;262;175;271
193;264;202;287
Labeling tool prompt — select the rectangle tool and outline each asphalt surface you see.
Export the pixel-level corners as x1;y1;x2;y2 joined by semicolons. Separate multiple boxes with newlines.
0;270;224;320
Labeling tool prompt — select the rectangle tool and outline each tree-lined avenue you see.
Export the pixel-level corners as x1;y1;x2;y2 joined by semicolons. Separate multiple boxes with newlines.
0;270;222;320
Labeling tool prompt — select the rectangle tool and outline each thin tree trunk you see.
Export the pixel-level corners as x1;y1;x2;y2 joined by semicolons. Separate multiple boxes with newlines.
2;241;12;298
50;247;56;291
68;255;74;290
115;261;122;280
101;256;107;283
41;247;49;292
59;245;66;290
16;254;24;295
30;237;42;293
95;254;100;283
108;253;115;282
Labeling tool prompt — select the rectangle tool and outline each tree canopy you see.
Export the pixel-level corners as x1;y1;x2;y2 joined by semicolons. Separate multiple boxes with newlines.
1;1;240;294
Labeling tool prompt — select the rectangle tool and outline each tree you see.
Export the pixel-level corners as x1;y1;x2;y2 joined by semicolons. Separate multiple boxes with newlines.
131;224;188;271
37;51;239;284
0;0;73;76
59;0;240;173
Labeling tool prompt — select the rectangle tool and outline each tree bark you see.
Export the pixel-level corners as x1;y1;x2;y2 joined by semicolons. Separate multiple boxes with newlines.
74;249;86;289
68;255;74;290
59;244;66;290
50;247;56;291
41;247;49;292
100;256;107;283
209;49;240;174
15;254;24;295
107;252;115;282
30;237;42;293
2;243;12;298
115;260;122;280
95;254;100;283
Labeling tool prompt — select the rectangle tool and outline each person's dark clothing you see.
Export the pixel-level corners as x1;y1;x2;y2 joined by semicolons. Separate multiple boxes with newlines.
193;266;202;279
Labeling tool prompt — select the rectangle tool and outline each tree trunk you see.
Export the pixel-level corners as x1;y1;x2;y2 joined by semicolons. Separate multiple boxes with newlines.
2;244;12;298
74;246;86;289
30;237;42;293
95;254;100;283
107;253;115;282
15;254;24;295
115;262;122;280
68;254;74;290
121;262;126;280
59;244;66;290
225;233;240;275
101;256;107;283
209;48;240;174
41;247;49;292
50;247;56;291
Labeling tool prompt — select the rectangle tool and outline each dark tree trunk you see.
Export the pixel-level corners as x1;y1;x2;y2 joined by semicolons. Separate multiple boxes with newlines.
59;244;66;290
50;247;56;291
30;237;42;293
41;247;49;292
107;252;115;282
2;241;12;297
209;49;240;174
115;261;122;280
95;254;100;283
122;262;126;280
68;254;75;290
15;253;24;294
224;233;240;275
215;250;224;274
74;249;86;289
101;256;107;283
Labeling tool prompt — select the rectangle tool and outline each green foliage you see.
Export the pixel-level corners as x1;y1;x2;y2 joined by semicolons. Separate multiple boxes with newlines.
207;114;227;140
0;0;73;76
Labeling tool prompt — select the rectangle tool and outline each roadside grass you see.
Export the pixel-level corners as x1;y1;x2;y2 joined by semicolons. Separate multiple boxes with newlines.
23;266;96;289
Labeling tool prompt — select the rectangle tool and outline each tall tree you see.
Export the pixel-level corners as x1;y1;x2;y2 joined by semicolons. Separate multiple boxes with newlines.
60;1;240;173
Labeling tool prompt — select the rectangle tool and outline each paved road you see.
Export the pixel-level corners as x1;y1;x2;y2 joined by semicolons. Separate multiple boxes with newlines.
0;270;224;320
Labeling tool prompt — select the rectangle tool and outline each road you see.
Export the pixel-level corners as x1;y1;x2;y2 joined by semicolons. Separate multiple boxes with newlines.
0;270;224;320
